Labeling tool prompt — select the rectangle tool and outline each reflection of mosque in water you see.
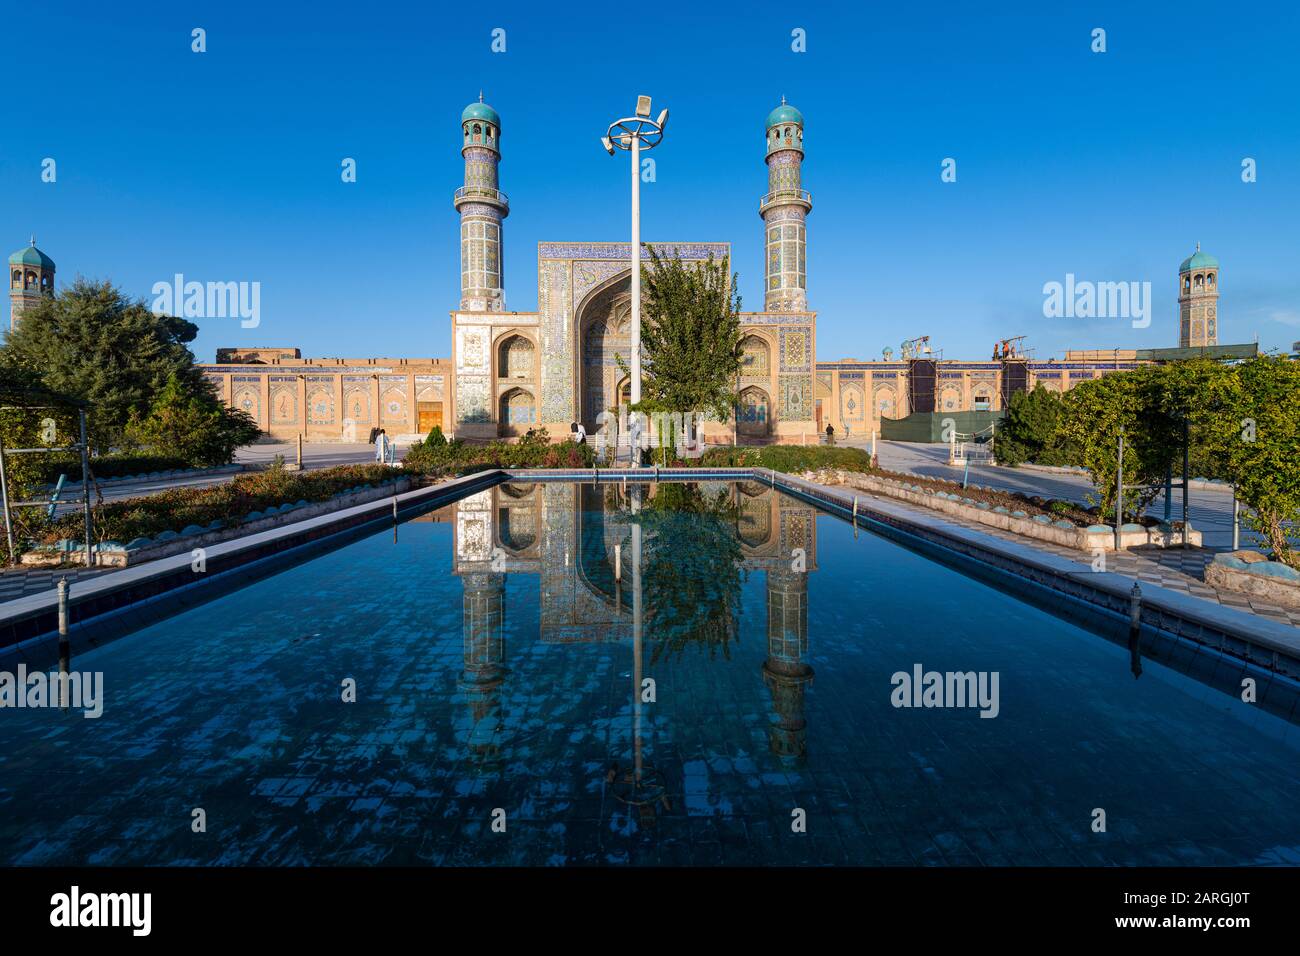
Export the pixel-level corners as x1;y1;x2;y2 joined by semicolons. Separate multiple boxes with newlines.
449;482;819;767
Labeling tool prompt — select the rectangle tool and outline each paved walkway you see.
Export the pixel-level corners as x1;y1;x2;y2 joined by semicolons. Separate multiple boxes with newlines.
50;442;396;513
0;565;117;604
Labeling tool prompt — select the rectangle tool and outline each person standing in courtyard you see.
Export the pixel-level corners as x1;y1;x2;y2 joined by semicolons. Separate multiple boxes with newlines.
375;428;389;465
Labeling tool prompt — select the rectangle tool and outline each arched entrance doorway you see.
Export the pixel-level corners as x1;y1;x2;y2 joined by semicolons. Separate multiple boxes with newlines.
498;387;536;437
577;274;633;433
737;386;770;439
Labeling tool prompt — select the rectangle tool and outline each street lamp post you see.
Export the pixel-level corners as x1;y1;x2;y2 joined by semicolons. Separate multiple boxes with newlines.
603;96;668;462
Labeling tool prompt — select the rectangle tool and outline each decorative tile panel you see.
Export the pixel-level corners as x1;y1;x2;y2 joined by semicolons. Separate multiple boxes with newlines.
779;327;811;372
538;258;573;423
457;375;491;424
778;373;813;420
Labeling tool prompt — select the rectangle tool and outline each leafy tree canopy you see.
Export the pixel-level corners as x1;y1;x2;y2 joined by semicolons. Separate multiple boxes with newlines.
124;373;260;467
1;277;206;447
632;247;743;423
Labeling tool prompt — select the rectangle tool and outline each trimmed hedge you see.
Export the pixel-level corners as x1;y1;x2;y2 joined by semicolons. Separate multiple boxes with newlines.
404;432;594;475
699;445;877;474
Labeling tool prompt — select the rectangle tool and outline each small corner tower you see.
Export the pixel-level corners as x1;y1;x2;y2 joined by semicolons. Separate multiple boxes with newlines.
1178;243;1219;348
453;94;509;312
760;98;811;313
9;236;56;329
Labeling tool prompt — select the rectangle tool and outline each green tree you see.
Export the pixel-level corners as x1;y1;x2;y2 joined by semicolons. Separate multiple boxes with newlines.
124;373;260;467
994;384;1065;466
1056;366;1182;523
1189;356;1300;566
631;247;743;424
0;278;207;448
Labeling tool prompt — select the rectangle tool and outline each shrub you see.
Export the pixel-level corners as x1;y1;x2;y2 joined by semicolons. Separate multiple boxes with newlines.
993;385;1074;467
699;444;876;474
124;373;261;467
403;433;594;475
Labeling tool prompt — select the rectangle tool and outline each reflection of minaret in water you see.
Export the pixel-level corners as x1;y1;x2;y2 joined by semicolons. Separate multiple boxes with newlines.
458;571;507;768
762;566;814;761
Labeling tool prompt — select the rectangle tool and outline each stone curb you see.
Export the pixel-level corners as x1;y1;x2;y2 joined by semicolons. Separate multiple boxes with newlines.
811;469;1201;551
1206;560;1300;610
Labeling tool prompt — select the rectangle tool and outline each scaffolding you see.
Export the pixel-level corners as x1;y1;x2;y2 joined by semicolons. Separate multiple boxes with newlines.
0;388;94;567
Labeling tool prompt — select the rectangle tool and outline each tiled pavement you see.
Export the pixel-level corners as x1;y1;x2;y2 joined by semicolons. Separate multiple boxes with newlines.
0;565;118;603
855;490;1300;629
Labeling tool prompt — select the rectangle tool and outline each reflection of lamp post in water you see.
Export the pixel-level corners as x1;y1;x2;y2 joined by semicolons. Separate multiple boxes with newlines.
602;96;668;466
607;484;669;818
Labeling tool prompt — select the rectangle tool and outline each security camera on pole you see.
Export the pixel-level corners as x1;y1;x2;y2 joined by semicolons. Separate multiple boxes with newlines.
602;96;668;465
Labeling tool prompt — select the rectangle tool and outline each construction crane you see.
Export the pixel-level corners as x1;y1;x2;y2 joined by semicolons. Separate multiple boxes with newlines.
993;335;1027;360
900;336;932;360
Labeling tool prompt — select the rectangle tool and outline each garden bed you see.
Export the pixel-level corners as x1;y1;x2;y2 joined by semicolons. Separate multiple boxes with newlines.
1206;552;1300;609
404;429;593;475
22;463;410;565
23;479;412;568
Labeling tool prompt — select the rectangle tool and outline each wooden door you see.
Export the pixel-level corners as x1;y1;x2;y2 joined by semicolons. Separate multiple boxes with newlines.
417;402;443;433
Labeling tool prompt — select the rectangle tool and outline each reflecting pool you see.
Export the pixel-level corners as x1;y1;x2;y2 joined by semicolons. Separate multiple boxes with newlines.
1;479;1298;866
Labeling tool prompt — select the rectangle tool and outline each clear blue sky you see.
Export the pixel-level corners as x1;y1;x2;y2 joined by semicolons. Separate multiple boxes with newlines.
5;1;1299;362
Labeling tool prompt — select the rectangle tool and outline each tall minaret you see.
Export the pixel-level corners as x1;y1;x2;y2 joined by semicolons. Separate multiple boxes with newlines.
1178;243;1219;348
8;237;56;329
453;94;509;312
760;98;811;313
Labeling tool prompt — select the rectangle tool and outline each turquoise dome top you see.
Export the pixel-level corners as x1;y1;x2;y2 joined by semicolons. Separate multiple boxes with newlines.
462;99;500;127
1179;246;1218;272
766;100;803;129
9;242;55;270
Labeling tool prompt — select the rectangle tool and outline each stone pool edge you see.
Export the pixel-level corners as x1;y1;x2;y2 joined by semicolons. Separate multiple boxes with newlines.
767;469;1300;678
0;469;505;652
3;465;1296;679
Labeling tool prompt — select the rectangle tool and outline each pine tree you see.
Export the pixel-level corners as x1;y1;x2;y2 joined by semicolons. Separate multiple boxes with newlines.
1;278;210;448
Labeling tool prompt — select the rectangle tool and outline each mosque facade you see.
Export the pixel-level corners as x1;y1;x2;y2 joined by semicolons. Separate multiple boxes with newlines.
9;98;1235;444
